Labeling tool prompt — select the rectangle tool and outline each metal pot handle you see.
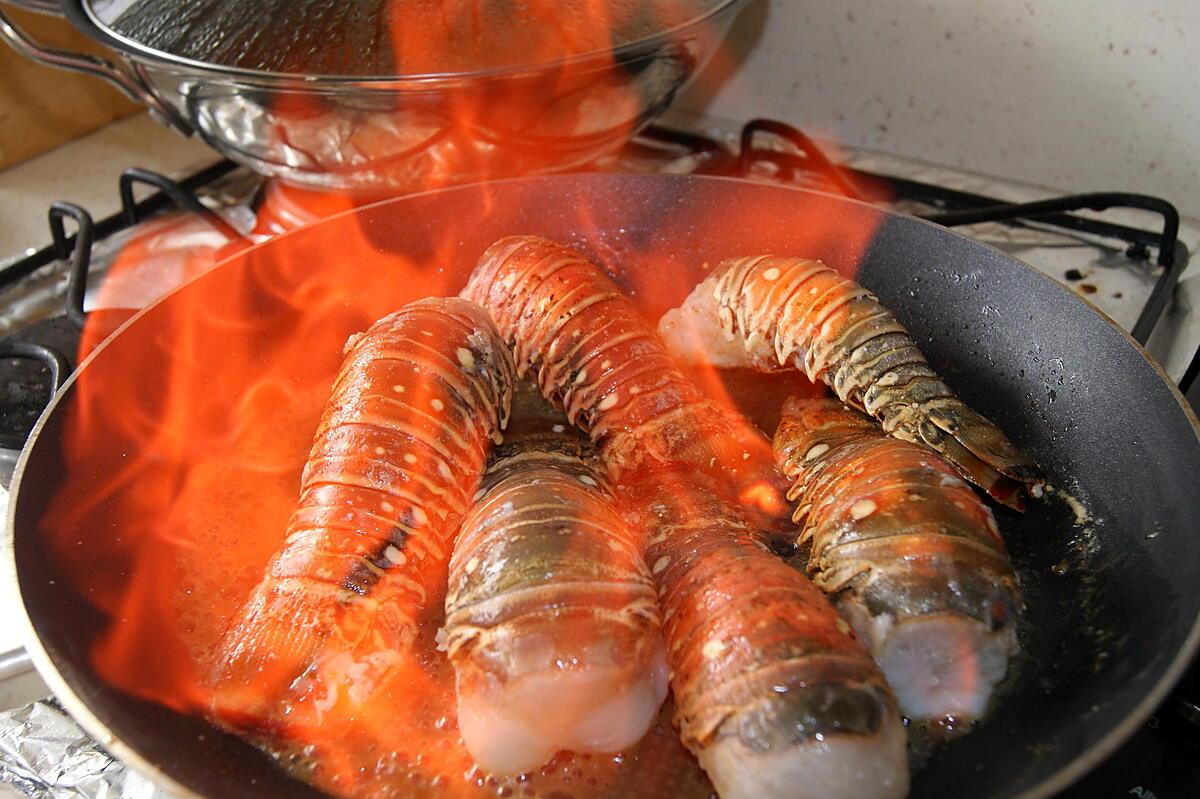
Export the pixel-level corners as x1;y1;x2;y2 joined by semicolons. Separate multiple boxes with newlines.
0;3;193;135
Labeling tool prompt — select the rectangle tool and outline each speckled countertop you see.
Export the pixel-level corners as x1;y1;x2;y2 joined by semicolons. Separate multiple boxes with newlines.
678;0;1200;217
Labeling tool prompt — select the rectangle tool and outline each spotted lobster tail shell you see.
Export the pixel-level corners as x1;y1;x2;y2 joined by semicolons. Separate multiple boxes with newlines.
462;235;769;485
465;237;908;799
210;297;514;729
775;396;1022;722
444;397;667;774
626;474;908;799
664;255;1043;509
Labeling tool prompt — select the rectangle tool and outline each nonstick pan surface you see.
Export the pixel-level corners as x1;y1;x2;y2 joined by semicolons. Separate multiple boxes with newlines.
7;174;1200;798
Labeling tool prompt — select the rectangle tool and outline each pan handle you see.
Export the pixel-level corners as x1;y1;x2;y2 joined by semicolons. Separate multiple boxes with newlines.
0;3;192;135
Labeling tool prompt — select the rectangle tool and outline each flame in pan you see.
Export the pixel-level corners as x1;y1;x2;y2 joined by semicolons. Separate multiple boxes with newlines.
31;6;895;798
46;212;881;794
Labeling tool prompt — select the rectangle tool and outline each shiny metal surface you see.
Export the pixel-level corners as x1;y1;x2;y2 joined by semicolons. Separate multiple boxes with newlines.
0;651;31;684
0;3;191;133
85;0;732;80
0;699;169;797
0;0;745;192
146;46;701;192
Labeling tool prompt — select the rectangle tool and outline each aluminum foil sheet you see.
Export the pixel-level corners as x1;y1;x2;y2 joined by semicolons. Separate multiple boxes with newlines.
0;699;170;798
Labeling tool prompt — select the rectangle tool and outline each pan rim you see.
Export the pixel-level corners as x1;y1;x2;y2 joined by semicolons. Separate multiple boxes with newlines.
4;172;1199;799
70;0;746;85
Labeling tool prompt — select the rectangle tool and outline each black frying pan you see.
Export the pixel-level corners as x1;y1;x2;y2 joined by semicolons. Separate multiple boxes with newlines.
6;174;1199;799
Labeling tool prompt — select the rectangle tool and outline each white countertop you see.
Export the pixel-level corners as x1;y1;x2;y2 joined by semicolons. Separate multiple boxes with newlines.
680;1;1200;217
0;113;218;260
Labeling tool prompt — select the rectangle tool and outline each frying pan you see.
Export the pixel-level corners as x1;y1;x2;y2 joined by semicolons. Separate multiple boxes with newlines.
6;174;1200;799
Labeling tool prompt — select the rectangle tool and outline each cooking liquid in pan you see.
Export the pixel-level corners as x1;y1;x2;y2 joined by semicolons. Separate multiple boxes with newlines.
166;357;1064;798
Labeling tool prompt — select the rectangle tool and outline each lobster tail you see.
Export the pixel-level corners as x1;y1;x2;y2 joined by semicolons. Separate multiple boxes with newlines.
775;397;1022;723
625;473;908;799
210;298;515;729
660;255;1044;508
444;391;668;774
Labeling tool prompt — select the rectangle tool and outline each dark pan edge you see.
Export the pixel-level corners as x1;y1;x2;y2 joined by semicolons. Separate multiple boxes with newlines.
831;201;1200;799
871;206;1200;799
5;174;1199;799
4;478;206;799
1010;309;1200;799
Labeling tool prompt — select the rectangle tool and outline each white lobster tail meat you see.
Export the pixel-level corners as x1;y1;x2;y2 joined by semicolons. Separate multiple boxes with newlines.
455;646;669;775
444;394;668;775
775;397;1023;724
701;704;909;799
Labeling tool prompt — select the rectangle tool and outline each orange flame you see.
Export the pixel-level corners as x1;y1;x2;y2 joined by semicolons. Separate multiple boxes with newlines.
32;5;894;797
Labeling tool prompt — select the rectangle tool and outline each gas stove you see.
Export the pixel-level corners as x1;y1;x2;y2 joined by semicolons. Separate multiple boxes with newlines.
0;114;1197;798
